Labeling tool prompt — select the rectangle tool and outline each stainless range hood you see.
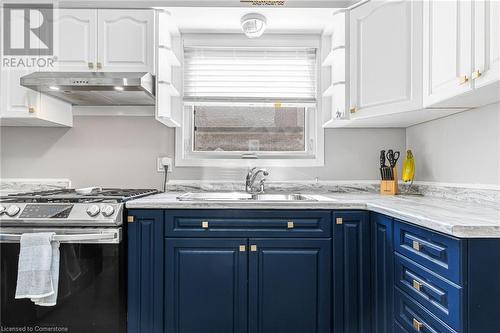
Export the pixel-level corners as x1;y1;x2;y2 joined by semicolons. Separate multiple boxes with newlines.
20;72;155;106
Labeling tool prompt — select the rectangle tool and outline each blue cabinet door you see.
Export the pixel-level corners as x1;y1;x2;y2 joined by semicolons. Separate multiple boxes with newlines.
248;238;331;333
333;211;371;333
127;210;164;333
164;238;248;333
371;213;394;333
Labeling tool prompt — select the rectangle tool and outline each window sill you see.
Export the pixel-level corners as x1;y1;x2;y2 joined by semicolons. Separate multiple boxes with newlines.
174;156;325;168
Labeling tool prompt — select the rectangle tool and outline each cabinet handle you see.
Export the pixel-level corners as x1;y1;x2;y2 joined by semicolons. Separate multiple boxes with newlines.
96;62;102;70
239;245;246;252
458;75;469;85
127;216;135;223
472;70;482;80
412;240;421;251
250;245;257;252
28;107;35;113
349;107;357;114
201;221;209;229
412;318;424;331
287;221;294;229
336;217;343;225
412;279;422;292
88;62;94;69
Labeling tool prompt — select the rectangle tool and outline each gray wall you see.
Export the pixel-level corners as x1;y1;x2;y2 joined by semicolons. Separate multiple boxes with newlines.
0;116;405;189
406;102;500;186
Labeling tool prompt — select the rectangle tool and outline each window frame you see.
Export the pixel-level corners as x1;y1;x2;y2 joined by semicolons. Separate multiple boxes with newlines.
175;34;324;167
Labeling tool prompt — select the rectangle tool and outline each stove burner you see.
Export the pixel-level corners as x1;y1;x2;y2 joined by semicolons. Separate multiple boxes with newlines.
1;188;158;204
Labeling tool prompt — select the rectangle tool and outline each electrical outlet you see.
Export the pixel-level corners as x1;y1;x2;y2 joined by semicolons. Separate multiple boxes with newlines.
157;156;173;172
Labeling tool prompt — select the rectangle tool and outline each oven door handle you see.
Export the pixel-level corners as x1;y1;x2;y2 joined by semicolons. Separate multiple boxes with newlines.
0;229;121;244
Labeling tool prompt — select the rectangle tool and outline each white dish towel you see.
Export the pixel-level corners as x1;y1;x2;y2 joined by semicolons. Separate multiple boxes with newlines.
15;232;60;306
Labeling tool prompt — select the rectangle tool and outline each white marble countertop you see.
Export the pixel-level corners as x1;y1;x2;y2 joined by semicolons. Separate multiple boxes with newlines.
126;192;500;238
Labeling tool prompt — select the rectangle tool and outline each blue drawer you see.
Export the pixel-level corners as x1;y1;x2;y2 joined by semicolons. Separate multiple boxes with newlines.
394;221;464;284
395;287;457;333
395;253;463;332
394;320;410;333
164;210;332;238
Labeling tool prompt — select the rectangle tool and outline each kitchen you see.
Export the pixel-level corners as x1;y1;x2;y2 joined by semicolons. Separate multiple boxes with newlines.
0;0;499;332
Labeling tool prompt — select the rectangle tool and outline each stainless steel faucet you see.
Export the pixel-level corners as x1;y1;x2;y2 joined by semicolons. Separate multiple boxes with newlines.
245;167;269;193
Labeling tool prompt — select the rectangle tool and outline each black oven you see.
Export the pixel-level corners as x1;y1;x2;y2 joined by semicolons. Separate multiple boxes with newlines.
0;228;125;333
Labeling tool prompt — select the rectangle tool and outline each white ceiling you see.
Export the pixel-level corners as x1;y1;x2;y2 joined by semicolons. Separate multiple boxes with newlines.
165;7;344;34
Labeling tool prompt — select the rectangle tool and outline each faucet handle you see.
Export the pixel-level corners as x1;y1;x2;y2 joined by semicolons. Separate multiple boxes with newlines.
258;178;266;193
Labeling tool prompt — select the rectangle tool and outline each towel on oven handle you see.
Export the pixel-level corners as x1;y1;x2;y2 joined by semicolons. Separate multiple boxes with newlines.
15;232;60;306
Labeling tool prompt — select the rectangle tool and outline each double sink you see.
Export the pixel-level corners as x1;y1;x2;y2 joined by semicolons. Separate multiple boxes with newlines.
177;192;317;202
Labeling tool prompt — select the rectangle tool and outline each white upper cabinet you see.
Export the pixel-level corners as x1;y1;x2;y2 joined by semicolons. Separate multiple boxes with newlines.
423;0;472;107
98;10;154;72
1;69;72;127
423;0;499;108
52;9;154;73
349;0;422;118
53;9;97;71
473;0;500;89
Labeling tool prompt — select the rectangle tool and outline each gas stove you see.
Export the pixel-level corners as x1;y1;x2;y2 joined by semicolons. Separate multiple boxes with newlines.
0;188;158;227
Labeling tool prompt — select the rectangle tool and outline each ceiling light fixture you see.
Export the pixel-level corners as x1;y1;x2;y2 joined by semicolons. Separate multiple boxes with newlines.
241;13;267;39
114;86;124;91
49;86;60;91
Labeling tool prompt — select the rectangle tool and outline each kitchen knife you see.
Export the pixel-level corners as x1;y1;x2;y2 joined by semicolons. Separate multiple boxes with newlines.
380;150;386;167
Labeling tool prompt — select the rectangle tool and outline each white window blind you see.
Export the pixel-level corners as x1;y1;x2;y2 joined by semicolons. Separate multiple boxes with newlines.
183;47;317;103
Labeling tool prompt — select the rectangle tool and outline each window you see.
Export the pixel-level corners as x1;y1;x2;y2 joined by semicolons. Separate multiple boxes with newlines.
193;105;306;153
176;35;324;167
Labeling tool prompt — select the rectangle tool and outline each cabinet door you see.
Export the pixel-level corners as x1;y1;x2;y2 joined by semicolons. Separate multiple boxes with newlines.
473;0;500;89
128;210;164;333
0;69;40;117
165;238;248;333
53;9;97;71
423;0;473;106
97;10;154;72
371;213;394;333
333;211;371;333
248;238;331;333
349;0;422;118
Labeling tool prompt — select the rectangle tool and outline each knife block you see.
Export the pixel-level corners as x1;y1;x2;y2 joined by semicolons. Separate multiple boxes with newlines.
380;167;398;195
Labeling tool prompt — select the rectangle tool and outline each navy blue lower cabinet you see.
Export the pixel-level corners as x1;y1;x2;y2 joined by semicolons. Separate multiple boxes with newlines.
333;211;372;333
371;213;394;333
248;238;332;333
127;210;164;333
164;238;248;333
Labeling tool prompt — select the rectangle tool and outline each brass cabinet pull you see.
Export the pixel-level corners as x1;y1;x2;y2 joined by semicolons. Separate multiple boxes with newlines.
250;245;257;252
287;221;294;229
412;240;421;251
127;216;135;223
88;62;94;69
472;70;482;80
336;217;343;225
239;245;246;252
412;318;424;331
412;279;422;291
28;107;35;113
96;62;102;70
201;221;209;229
349;107;357;114
458;75;469;85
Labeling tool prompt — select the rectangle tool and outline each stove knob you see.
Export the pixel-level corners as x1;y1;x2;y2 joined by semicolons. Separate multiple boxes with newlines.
86;205;100;217
102;205;115;217
6;205;20;217
0;206;5;215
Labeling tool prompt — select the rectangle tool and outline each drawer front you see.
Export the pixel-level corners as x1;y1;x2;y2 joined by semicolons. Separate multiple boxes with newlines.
394;321;410;333
395;287;457;333
395;253;463;331
164;210;332;237
394;221;463;284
